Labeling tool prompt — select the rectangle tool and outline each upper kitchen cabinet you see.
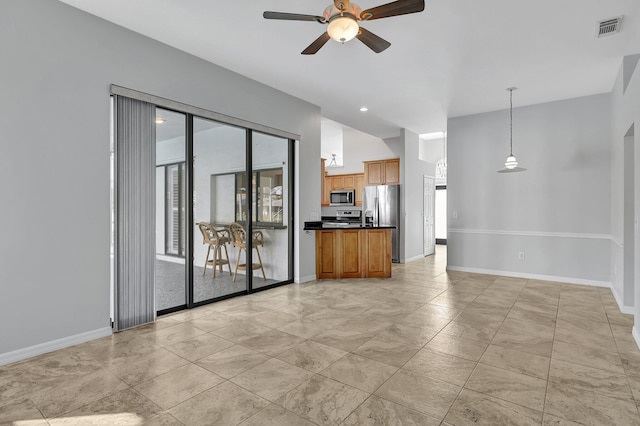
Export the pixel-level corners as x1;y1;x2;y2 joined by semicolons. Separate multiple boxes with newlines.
355;174;364;206
364;158;400;186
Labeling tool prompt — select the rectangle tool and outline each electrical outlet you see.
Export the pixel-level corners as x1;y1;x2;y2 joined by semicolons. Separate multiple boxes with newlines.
518;252;525;260
452;211;458;219
614;264;617;275
310;212;319;220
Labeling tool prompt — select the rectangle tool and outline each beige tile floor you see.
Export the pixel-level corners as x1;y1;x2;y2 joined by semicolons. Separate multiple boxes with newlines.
2;247;640;425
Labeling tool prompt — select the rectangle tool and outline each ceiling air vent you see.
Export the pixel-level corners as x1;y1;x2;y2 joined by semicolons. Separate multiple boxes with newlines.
596;16;623;38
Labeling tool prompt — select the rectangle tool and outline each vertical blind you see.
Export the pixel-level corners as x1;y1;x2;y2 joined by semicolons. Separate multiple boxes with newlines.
114;96;156;331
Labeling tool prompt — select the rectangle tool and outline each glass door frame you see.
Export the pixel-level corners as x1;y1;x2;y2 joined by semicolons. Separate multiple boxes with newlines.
156;112;295;316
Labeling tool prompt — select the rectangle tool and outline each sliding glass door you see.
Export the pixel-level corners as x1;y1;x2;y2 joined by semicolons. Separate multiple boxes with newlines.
192;118;248;303
115;91;295;318
155;108;187;312
251;132;293;290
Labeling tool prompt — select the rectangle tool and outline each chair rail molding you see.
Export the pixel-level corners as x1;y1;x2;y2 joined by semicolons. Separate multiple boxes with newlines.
448;228;611;240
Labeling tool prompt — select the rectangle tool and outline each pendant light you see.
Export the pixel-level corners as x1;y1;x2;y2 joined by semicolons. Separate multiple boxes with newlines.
497;87;526;173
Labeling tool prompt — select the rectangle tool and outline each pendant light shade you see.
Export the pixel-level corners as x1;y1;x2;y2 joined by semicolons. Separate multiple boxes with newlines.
497;87;526;173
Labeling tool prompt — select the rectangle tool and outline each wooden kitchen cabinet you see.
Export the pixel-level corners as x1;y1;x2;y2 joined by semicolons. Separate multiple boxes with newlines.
331;176;344;190
383;158;400;184
316;230;338;279
364;229;392;278
321;158;327;206
355;174;364;206
321;171;365;206
315;228;391;279
323;175;331;206
338;229;364;278
364;158;400;186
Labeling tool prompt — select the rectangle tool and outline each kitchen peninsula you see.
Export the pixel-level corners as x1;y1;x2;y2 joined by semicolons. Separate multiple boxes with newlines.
304;223;394;279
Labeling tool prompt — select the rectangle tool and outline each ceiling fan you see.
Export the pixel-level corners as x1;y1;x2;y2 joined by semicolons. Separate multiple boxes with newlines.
263;0;425;55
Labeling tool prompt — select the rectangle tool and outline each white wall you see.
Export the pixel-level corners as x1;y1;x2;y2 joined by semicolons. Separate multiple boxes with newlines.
0;0;321;363
448;93;612;284
326;127;396;175
320;119;344;167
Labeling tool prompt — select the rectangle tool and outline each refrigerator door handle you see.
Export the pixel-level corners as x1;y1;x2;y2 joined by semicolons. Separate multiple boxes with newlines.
374;196;379;226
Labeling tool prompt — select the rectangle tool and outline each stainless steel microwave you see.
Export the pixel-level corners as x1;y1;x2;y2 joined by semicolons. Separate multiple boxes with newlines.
330;189;355;206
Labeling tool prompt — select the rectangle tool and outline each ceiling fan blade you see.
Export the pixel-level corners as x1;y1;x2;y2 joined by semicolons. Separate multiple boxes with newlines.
356;27;391;53
302;32;331;55
263;11;326;23
360;0;425;21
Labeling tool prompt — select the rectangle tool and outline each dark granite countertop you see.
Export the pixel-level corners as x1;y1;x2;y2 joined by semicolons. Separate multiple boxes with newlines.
304;222;396;231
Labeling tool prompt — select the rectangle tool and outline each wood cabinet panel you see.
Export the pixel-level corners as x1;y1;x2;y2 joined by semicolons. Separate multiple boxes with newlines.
355;174;364;206
321;159;326;206
321;172;364;206
316;230;337;279
339;230;364;278
316;229;391;279
364;161;384;186
364;159;400;186
342;175;355;190
322;175;331;206
384;159;400;184
365;229;391;278
331;176;344;190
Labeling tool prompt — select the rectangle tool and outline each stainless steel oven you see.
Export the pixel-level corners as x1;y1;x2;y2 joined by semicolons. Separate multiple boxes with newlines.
329;189;355;206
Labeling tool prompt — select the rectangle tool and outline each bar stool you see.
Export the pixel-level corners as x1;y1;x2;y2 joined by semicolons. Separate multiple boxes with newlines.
229;222;266;282
196;222;231;278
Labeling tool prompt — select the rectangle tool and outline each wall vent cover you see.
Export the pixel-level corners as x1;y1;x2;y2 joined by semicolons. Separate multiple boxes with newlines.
596;16;623;37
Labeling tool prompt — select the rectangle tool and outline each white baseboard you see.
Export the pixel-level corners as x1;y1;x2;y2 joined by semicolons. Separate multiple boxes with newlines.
0;327;112;367
404;254;428;263
446;265;611;288
633;326;640;351
610;285;635;315
296;274;316;284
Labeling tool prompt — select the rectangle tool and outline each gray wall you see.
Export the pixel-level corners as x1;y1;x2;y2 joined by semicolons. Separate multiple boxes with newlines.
0;0;320;360
448;93;612;284
610;55;640;341
401;129;435;262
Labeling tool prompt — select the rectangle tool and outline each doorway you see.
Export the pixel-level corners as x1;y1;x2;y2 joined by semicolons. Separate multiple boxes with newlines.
423;175;435;256
435;185;447;245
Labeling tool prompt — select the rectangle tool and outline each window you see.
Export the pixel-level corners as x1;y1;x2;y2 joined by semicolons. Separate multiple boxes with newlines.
235;168;284;225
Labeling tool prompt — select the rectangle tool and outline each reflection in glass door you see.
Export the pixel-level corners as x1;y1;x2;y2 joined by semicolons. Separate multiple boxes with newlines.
155;108;187;312
193;118;247;303
251;132;293;290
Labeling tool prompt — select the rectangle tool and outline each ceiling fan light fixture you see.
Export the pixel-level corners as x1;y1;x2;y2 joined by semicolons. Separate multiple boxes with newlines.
327;16;359;43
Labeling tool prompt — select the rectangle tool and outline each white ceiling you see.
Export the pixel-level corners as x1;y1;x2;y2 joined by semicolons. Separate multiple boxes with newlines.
61;0;639;139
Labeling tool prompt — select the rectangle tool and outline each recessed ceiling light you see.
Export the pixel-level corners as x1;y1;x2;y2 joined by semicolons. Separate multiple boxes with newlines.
155;117;166;124
360;107;368;112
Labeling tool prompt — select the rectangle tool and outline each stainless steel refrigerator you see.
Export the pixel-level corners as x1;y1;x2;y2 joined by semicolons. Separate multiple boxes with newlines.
362;184;400;263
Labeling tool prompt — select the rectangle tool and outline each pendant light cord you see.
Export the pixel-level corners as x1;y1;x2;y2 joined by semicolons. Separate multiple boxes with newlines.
509;88;514;156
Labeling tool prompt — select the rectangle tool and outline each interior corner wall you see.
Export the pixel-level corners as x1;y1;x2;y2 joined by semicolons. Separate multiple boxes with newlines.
447;93;612;285
0;0;321;362
611;55;640;320
610;54;640;343
336;128;396;175
400;129;434;263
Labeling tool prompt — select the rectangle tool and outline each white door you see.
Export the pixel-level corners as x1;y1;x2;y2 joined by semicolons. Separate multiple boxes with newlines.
424;175;435;256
